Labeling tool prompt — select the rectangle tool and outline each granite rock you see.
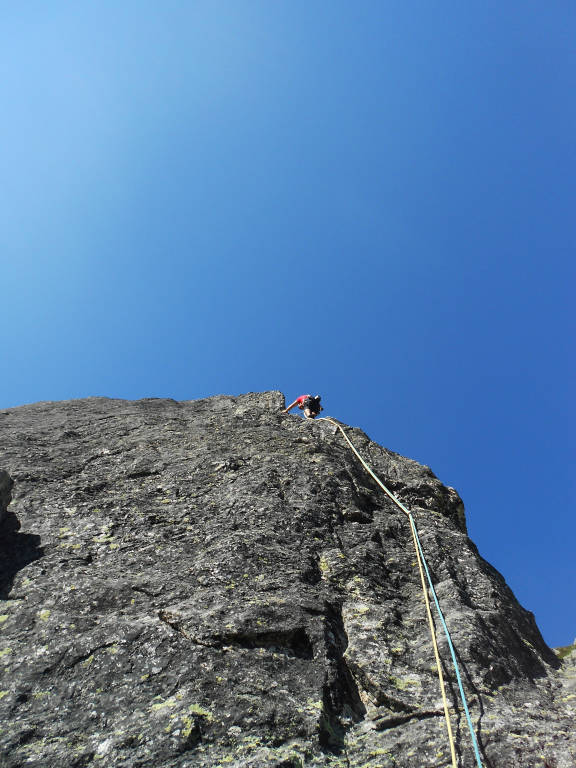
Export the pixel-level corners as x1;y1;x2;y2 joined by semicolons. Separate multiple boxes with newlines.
0;392;573;767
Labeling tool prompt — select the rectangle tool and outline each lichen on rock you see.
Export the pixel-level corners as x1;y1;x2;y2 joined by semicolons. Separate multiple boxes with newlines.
0;392;573;767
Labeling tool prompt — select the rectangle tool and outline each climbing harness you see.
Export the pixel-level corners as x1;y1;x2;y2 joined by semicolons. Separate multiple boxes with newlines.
319;417;484;768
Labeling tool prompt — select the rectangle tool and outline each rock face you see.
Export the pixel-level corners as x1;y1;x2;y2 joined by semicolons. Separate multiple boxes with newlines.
0;470;13;526
0;392;574;768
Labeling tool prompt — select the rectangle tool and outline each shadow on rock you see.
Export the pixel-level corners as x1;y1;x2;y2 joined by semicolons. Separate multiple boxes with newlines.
0;511;44;599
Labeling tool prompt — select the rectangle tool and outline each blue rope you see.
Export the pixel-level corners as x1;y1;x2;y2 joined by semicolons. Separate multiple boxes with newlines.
321;418;485;767
408;515;484;768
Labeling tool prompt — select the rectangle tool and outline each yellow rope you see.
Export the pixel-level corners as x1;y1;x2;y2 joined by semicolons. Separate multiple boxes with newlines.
319;418;458;768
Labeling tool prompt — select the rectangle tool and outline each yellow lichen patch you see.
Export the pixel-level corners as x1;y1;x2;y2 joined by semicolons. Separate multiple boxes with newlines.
150;696;178;711
38;610;51;622
389;676;419;690
0;616;9;625
181;717;195;739
240;736;262;750
188;703;213;721
0;648;13;658
0;691;9;699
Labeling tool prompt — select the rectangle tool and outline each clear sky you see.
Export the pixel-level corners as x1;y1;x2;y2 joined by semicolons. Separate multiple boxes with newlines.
1;2;574;647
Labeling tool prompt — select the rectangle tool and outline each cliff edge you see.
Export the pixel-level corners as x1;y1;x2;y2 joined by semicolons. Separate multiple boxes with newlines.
0;393;573;767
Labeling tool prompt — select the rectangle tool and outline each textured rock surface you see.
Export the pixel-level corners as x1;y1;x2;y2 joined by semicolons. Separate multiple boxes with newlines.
0;471;13;527
0;392;573;768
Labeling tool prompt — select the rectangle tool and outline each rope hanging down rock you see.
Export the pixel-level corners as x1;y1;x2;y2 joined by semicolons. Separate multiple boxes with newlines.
318;417;484;768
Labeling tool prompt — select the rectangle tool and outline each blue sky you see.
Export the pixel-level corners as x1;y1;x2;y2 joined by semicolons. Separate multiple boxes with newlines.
1;2;574;647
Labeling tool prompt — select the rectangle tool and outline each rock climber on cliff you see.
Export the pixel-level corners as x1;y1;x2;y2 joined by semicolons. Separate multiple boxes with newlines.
282;395;323;419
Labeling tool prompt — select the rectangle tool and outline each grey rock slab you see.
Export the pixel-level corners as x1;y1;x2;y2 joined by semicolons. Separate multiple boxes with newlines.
0;392;573;767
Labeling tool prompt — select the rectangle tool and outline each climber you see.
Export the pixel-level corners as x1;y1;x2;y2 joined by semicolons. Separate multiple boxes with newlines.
282;395;323;419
